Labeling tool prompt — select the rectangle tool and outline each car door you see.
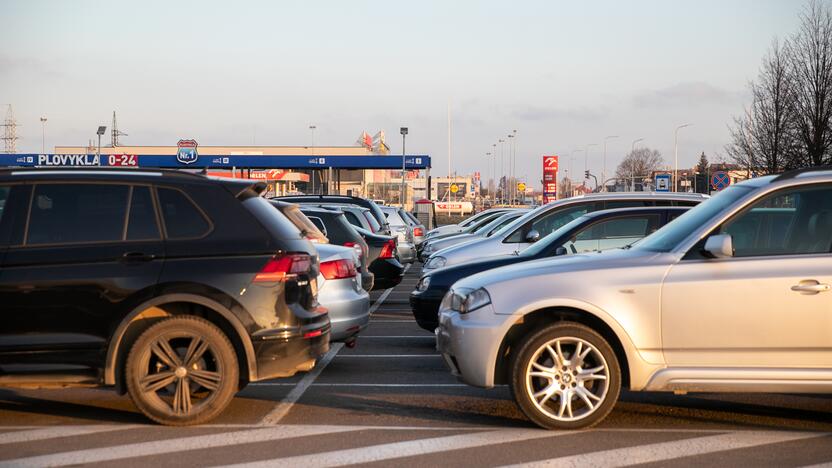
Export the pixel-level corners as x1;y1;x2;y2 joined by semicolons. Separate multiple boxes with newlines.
661;183;832;368
0;182;164;368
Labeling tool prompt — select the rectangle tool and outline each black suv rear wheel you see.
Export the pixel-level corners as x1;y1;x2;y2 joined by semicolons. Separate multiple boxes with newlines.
126;316;239;426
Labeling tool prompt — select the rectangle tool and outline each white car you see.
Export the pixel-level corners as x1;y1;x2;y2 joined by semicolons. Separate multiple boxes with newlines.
422;193;708;271
424;208;511;239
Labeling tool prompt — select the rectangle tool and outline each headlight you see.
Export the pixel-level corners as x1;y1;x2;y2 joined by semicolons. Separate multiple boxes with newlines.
425;256;446;269
416;275;431;292
441;287;491;314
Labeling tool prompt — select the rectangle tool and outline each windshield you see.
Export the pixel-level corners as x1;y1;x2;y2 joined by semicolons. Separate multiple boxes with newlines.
484;212;523;237
459;210;499;228
521;214;594;257
635;185;754;252
490;205;548;239
467;211;506;234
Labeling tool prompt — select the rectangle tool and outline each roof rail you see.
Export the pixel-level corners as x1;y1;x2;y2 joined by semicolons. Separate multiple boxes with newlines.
773;165;832;181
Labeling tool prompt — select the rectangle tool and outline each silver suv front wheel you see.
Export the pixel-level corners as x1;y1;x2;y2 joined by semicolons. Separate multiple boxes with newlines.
510;322;621;429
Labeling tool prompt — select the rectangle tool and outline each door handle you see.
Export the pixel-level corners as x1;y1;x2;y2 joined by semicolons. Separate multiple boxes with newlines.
121;252;156;263
790;280;831;295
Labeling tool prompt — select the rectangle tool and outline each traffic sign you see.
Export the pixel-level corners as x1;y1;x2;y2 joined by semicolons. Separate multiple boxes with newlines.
517;182;526;192
450;183;459;193
711;171;730;191
655;173;671;192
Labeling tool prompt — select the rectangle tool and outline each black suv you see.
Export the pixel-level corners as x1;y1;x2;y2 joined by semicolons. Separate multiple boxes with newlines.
0;169;330;425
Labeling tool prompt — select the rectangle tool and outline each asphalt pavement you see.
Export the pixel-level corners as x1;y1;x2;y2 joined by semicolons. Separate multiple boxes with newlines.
1;263;831;467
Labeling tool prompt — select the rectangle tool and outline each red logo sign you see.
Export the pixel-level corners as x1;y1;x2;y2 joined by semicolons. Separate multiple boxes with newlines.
543;155;559;202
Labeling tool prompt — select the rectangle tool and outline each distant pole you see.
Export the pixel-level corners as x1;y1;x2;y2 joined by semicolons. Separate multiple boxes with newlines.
585;143;597;185
498;139;505;203
492;143;497;200
447;102;451;178
40;117;47;154
511;129;517;202
507;133;515;203
602;135;618;192
674;124;692;192
400;127;408;208
486;152;493;200
309;125;317;194
631;138;643;153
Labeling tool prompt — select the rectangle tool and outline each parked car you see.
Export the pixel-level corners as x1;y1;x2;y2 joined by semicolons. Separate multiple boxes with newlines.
295;205;374;292
436;168;832;430
314;243;370;346
0;169;330;425
326;204;383;234
353;226;405;290
424;207;511;239
269;200;329;243
400;209;426;246
412;207;689;331
275;195;391;235
422;193;708;272
380;205;416;264
419;210;529;261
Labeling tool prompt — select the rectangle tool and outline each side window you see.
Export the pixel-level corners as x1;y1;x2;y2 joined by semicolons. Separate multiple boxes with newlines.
343;211;363;228
605;200;650;209
564;215;659;254
0;186;9;224
126;186;160;241
27;183;129;245
307;216;328;235
507;203;592;243
157;188;211;239
717;184;832;257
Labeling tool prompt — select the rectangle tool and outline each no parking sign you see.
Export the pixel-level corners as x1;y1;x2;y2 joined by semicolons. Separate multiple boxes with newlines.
711;171;730;191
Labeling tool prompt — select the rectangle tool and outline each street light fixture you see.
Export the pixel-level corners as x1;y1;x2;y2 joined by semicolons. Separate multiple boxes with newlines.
602;135;618;192
498;139;506;203
96;126;107;159
674;124;692;192
40;117;47;154
400;127;408;208
631;138;643;153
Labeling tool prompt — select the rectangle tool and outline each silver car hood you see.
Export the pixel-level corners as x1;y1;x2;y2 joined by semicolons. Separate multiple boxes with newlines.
454;248;667;291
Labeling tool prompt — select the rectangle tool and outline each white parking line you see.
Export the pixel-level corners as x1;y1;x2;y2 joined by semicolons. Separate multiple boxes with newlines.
501;431;830;468
368;288;394;315
219;428;569;468
0;425;138;445
0;425;361;468
258;342;344;426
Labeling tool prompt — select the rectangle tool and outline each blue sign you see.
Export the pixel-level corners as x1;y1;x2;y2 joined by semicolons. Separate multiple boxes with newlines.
655;173;671;192
711;171;730;191
176;140;199;165
0;154;432;170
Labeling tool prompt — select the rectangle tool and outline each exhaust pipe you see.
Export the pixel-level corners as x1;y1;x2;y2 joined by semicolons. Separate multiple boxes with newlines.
345;337;358;348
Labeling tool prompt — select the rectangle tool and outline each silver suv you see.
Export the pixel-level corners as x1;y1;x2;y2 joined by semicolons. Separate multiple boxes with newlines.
436;170;832;430
422;192;708;271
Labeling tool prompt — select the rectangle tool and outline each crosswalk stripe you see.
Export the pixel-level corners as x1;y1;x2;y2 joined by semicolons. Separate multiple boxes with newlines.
501;431;829;467
219;428;568;468
0;425;137;445
0;425;360;468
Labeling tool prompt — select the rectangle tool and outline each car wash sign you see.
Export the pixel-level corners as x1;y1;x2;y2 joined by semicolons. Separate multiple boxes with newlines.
37;154;102;166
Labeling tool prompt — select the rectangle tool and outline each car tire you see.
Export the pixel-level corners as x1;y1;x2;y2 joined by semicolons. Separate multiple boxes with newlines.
510;322;621;430
126;315;239;426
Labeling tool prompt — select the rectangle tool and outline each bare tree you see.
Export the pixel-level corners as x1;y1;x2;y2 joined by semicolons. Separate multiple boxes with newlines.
788;0;832;167
728;39;798;173
615;147;664;183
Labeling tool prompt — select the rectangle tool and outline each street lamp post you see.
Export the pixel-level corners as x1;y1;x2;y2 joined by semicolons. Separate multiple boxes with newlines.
492;143;497;201
309;125;317;193
400;127;408;208
96;126;106;159
511;129;517;203
507;133;515;203
674;124;692;192
602;135;618;192
485;152;493;200
498;139;505;203
40;117;47;154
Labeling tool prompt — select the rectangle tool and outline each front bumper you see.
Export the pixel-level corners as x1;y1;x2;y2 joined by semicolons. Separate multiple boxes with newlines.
397;242;417;264
435;305;508;388
318;278;371;342
409;288;447;332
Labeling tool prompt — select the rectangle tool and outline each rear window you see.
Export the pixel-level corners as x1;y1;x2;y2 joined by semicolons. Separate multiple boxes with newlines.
362;211;382;232
281;205;328;243
158;188;211;239
243;196;304;241
384;209;406;226
343;210;364;228
27;183;129;245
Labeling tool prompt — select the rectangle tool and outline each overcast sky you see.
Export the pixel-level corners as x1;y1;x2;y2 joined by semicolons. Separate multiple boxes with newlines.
1;0;804;188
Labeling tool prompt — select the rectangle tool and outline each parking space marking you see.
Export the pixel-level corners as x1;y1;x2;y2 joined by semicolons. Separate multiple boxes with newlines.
368;289;394;315
220;428;569;468
0;425;362;468
259;342;344;426
0;425;138;445
501;431;830;468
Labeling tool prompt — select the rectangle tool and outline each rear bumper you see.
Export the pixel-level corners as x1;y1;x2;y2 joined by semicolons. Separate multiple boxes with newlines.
318;278;371;342
369;258;404;290
251;322;330;381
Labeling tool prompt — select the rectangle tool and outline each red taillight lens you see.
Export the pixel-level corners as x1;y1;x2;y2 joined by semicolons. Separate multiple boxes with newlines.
343;241;363;259
320;258;357;280
378;239;396;259
254;253;312;283
414;227;424;237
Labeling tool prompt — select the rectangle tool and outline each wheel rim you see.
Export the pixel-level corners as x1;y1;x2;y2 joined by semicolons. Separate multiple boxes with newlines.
524;336;609;422
137;331;224;417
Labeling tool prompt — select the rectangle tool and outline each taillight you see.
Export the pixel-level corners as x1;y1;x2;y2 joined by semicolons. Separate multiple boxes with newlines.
378;239;396;259
253;253;312;282
320;258;357;280
414;227;423;237
343;241;364;260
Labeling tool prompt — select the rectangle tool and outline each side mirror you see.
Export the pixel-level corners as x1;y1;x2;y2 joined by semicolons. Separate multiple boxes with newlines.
525;229;541;243
554;246;567;256
704;234;733;258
